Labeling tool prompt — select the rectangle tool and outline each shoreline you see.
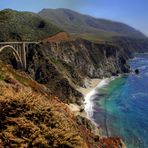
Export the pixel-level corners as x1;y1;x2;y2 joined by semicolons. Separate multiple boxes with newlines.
67;78;102;118
67;76;116;120
78;78;102;96
65;77;128;147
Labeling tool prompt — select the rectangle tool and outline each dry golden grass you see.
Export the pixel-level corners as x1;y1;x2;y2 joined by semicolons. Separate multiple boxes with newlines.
0;83;87;147
0;61;87;148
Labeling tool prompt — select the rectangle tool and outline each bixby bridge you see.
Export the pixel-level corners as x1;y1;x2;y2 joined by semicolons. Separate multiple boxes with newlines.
0;42;39;69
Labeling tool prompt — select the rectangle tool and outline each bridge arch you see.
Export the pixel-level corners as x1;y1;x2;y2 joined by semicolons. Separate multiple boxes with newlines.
0;45;23;68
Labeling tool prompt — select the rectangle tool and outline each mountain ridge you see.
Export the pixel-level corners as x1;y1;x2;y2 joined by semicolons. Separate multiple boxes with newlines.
39;8;147;40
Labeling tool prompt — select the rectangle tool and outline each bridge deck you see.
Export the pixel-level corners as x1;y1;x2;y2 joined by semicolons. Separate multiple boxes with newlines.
0;42;39;44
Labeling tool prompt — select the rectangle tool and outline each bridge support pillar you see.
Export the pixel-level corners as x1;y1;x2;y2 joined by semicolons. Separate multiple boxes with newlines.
22;42;27;70
0;42;39;70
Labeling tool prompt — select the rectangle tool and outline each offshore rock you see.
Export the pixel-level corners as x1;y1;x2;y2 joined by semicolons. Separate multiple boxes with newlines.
135;69;140;74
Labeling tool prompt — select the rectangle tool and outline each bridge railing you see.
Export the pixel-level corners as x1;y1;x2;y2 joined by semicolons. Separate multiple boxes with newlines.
0;42;39;44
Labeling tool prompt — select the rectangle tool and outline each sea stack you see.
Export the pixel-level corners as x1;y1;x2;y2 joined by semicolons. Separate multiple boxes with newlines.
135;69;140;74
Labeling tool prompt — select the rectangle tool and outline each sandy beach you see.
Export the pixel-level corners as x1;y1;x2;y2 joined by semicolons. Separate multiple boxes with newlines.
78;78;102;96
67;78;102;117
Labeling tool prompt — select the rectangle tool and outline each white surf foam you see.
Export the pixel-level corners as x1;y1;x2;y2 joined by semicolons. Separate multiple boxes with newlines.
84;77;114;119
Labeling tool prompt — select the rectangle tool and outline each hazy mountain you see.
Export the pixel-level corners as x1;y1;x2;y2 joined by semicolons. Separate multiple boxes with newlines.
0;9;61;41
39;8;146;42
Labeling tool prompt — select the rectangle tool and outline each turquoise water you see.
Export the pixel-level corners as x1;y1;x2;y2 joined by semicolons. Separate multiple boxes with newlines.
92;54;148;148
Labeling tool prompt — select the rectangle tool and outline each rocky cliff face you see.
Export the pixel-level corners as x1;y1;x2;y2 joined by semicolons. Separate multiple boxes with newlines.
22;37;131;105
0;34;131;105
42;38;131;79
25;43;83;105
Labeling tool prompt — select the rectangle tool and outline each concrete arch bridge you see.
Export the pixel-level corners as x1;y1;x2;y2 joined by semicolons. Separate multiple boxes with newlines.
0;42;39;69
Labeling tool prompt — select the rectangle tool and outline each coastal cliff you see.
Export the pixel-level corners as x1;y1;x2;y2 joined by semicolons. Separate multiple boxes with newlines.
25;34;131;104
0;33;131;105
0;61;126;148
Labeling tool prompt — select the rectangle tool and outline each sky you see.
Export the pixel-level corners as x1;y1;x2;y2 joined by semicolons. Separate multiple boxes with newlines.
0;0;148;35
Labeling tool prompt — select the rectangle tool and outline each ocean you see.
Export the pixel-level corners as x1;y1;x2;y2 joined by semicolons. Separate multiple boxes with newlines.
85;54;148;148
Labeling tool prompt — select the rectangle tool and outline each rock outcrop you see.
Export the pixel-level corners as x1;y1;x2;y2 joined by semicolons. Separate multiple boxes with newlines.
45;38;131;78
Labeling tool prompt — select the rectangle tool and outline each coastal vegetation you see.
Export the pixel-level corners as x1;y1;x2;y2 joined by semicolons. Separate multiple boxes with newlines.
0;9;61;41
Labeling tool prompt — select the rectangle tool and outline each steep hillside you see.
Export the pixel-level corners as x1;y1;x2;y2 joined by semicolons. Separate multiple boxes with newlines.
39;8;146;40
0;61;126;148
0;9;61;41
